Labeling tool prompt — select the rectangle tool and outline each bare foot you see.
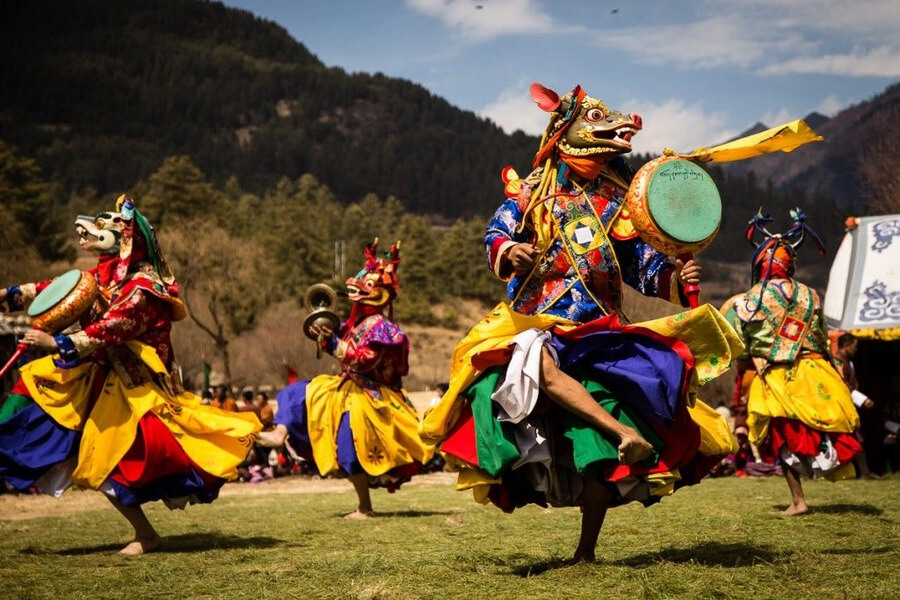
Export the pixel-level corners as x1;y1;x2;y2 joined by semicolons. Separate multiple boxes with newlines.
572;549;596;564
781;504;810;517
617;434;653;465
119;534;161;556
343;509;374;520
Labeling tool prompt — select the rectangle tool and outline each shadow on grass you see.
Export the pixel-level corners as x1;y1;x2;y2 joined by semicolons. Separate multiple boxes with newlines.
328;509;456;518
42;533;286;556
507;541;788;576
771;503;883;516
508;557;572;577
617;541;788;568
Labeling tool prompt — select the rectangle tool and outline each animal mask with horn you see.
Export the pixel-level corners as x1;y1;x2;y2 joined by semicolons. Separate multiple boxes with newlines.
345;238;401;321
530;82;642;180
74;195;185;319
511;84;643;240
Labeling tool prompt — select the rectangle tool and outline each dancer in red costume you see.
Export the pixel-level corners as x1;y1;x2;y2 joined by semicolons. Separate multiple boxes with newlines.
0;196;261;555
257;240;433;518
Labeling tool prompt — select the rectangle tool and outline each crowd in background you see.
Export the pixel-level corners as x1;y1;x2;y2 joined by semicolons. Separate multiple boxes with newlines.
3;368;897;494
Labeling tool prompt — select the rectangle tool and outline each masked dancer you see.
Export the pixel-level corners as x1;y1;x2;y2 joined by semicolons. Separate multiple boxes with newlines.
721;209;861;516
257;240;434;518
421;83;742;562
0;196;261;555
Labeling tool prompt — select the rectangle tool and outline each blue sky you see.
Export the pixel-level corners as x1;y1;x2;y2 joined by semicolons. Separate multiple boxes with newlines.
221;0;899;155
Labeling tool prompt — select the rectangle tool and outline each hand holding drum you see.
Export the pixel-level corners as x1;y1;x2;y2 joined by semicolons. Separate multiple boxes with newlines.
0;270;99;379
625;155;722;308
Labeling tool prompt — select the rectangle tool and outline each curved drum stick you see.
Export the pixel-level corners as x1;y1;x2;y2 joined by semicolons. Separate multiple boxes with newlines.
0;340;30;380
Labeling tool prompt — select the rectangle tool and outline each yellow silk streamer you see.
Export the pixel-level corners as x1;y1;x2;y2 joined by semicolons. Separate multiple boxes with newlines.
664;119;823;163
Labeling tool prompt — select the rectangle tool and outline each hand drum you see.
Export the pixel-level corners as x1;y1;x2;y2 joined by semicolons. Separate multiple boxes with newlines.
625;156;722;307
0;270;99;379
28;269;100;333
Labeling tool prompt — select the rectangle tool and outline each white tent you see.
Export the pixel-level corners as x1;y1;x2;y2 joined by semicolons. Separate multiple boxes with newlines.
824;214;900;339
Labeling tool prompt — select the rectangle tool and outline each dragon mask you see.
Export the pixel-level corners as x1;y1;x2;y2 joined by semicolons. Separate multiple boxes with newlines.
345;239;401;313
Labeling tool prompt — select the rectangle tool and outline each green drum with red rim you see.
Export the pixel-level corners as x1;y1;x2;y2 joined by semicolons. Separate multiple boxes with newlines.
27;269;99;332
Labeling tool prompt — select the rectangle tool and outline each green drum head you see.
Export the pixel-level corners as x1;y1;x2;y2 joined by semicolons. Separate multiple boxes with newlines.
27;269;82;317
646;160;722;244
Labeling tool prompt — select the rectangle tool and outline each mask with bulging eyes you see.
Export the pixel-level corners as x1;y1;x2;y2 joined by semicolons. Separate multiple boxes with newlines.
344;240;401;309
74;211;127;255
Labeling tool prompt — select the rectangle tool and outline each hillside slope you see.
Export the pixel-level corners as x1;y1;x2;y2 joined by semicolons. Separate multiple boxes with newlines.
0;0;536;218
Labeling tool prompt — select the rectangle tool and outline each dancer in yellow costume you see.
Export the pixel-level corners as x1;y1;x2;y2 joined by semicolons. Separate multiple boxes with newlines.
722;209;861;516
421;83;742;562
0;196;261;555
257;240;433;518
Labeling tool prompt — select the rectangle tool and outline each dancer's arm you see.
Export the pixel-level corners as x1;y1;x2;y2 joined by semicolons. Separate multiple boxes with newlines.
255;424;288;448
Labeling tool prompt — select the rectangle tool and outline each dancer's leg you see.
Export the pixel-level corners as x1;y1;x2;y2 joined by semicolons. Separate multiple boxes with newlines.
540;348;652;465
344;472;374;519
106;496;161;556
782;464;809;516
573;478;612;563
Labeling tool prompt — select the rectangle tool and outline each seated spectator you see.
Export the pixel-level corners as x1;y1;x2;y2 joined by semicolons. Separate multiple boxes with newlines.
242;391;274;428
210;384;238;411
429;382;449;408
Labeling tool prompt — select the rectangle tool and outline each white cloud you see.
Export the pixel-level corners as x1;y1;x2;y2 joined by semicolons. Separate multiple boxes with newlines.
479;83;549;135
624;98;738;156
404;0;560;41
592;15;782;70
715;0;900;39
815;95;843;117
757;46;900;77
760;108;795;128
591;3;900;78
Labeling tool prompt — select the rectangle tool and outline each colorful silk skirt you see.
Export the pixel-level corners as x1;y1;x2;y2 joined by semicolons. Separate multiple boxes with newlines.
421;302;743;511
0;342;261;507
274;375;434;491
747;357;861;481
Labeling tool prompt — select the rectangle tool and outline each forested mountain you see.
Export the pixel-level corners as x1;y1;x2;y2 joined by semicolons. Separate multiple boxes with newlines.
717;83;900;218
0;0;535;219
6;0;895;231
2;0;898;387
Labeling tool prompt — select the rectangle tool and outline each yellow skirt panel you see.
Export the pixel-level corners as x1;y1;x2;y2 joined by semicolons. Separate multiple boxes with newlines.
18;344;261;489
421;302;744;446
746;357;859;446
306;375;434;477
689;398;739;456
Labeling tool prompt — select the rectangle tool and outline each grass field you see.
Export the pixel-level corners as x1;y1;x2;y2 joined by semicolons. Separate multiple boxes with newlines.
1;473;898;599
